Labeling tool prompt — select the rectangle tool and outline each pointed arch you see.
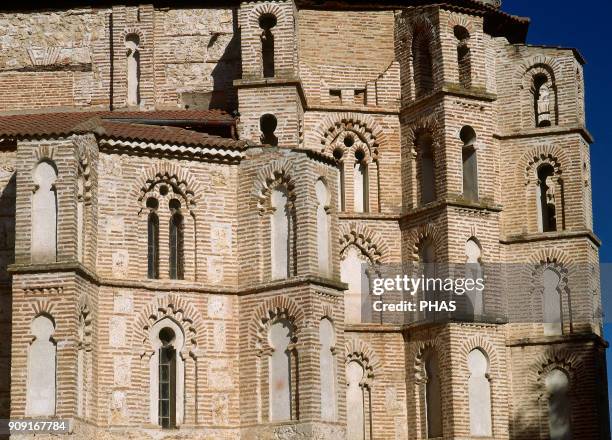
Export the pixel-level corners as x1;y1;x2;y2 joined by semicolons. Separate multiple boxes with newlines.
338;222;389;264
519;144;568;186
345;337;381;387
531;347;584;398
314;112;385;161
405;223;442;262
132;161;202;214
133;294;205;359
252;158;297;214
249;296;305;350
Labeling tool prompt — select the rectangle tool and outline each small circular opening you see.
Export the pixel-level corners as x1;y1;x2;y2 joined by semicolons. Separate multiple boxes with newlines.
159;185;169;196
354;149;365;162
460;126;477;147
453;25;470;41
169;198;181;211
146;197;159;210
333;148;344;160
343;135;355;148
259;13;277;31
260;113;278;133
159;327;176;346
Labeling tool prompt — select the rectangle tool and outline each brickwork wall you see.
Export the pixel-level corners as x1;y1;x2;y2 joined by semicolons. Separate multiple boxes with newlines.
2;2;608;440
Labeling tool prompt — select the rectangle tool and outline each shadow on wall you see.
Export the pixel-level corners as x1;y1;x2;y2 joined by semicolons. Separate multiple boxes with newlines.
208;8;242;112
0;173;15;439
508;347;610;440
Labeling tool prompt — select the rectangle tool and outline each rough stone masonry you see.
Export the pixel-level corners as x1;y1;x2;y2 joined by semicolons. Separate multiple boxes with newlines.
0;0;608;439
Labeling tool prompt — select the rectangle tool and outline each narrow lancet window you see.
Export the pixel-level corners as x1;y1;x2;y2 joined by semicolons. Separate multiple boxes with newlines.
460;126;478;201
315;179;332;276
546;369;571;440
169;199;184;280
412;34;434;97
468;349;492;436
259;14;277;78
537;164;557;232
454;26;472;88
534;73;552;127
416;132;435;205
26;315;56;417
271;187;290;279
269;319;292;421
147;197;159;279
32;161;58;263
125;33;141;106
353;149;368;213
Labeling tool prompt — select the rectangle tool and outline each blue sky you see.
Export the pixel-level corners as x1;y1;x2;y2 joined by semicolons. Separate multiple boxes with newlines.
502;0;612;423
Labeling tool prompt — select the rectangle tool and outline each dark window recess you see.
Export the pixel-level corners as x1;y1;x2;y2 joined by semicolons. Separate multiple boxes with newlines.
169;213;184;280
158;344;176;428
147;212;159;279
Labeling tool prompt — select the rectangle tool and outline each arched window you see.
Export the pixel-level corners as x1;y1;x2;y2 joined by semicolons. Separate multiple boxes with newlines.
353;149;369;213
271;187;290;279
534;73;552;127
537;164;557;232
454;26;472;88
147;197;159;279
260;113;278;146
32;161;58;264
26;315;56;417
269;319;292;421
158;327;177;428
76;307;91;419
412;33;434;97
341;247;370;323
460;126;478;201
468;349;492;436
125;33;141;106
315;179;332;277
169;199;184;280
465;238;483;317
542;268;562;335
76;176;85;262
545;369;571;440
416;132;435;205
333;148;345;211
319;318;336;421
148;318;185;428
259;14;277;78
346;360;366;440
424;349;442;438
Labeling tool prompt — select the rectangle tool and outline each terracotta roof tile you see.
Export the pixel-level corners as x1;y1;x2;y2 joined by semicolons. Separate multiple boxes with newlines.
0;109;245;149
97;121;247;149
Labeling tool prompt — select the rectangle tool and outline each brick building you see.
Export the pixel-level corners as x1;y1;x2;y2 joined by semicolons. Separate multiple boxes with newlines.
0;0;608;439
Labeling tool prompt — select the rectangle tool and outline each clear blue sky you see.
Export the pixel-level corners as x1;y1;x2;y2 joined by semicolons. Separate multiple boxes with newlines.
502;0;612;423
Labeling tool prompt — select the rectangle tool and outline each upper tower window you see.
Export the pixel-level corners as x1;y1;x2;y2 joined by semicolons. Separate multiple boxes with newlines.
454;26;472;88
259;14;277;78
416;132;435;205
537;164;557;232
460;126;478;201
412;33;434;97
32;161;58;264
534;73;552;127
125;33;141;106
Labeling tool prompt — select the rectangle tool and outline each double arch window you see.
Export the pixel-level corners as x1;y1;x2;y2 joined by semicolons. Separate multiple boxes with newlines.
146;195;185;280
